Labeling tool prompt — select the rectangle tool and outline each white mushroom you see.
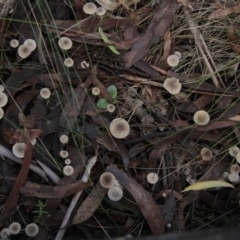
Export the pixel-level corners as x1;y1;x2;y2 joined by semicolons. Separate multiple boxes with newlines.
0;92;8;107
83;3;97;15
25;223;39;237
108;186;123;201
10;39;19;48
107;104;115;113
193;110;210;126
146;172;159;184
58;37;73;50
167;54;180;67
99;172;115;189
23;39;37;51
92;87;100;96
63;165;74;176
12;142;26;158
64;58;74;67
109;118;130;139
40;88;51;99
96;7;106;16
9;222;21;235
60;150;69;158
18;44;32;58
60;135;69;144
163;77;182;95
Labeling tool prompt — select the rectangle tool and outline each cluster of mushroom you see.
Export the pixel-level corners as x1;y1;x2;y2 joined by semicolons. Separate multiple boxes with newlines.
83;3;107;16
59;135;74;176
100;172;123;201
0;84;8;119
226;146;240;183
10;39;37;59
0;222;39;238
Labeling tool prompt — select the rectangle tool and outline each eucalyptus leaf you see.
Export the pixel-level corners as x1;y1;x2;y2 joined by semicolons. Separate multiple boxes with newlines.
107;85;118;99
97;98;109;108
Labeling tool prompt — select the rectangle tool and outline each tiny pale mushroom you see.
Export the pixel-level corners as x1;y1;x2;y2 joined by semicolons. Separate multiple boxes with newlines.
60;135;69;144
229;146;239;157
109;118;130;139
229;164;240;174
100;172;115;189
83;2;97;14
0;228;10;239
200;147;213;161
12;142;26;158
40;88;51;99
60;150;69;158
24;39;37;51
96;7;106;16
0;84;4;92
64;159;71;165
146;172;159;184
10;39;19;48
9;222;21;235
163;77;182;95
0;92;8;107
64;58;74;67
18;44;32;58
25;223;39;237
193;110;210;126
63;165;74;176
173;51;182;59
108;186;123;201
167;54;180;67
92;87;100;96
80;60;89;69
228;173;240;183
107;104;116;113
58;37;72;50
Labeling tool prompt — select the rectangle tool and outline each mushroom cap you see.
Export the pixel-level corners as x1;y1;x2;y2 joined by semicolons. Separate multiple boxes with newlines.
60;150;69;158
25;223;39;237
83;3;97;15
18;44;32;58
173;51;182;59
99;172;115;189
60;135;69;144
64;158;71;165
0;228;10;239
64;58;74;67
229;164;240;174
200;147;213;161
0;92;8;107
163;77;182;95
228;173;240;183
40;88;51;99
80;60;89;69
108;186;123;201
92;87;100;96
23;39;37;51
96;7;106;16
30;138;36;145
193;110;210;126
107;104;116;113
12;142;26;158
58;37;73;50
109;118;130;139
0;107;4;119
229;146;239;157
9;222;21;235
146;172;159;184
0;84;4;92
63;165;74;176
167;54;180;67
10;39;19;48
236;151;240;164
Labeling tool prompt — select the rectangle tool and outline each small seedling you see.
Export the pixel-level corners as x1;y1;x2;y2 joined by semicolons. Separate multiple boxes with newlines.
97;85;118;109
32;200;48;224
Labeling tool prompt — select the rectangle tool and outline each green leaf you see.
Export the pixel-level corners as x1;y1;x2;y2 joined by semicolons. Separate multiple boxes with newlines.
182;180;234;192
97;98;109;108
112;98;117;104
107;85;118;99
108;45;120;55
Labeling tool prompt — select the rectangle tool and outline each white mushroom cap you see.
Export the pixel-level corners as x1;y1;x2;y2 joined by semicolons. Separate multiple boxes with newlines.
200;147;213;161
60;135;69;144
163;77;182;95
60;150;69;158
229;146;239;157
108;186;123;201
99;172;115;189
0;92;8;107
63;165;74;176
80;60;89;69
64;58;74;67
12;142;26;158
83;3;97;15
58;37;73;50
0;108;4;119
229;164;240;174
40;88;51;99
30;138;36;145
0;228;10;239
0;84;4;92
107;104;116;113
64;158;71;165
109;118;130;139
18;44;32;58
10;39;19;48
146;172;159;184
167;54;180;67
236;151;240;164
96;7;106;16
193;110;210;126
9;222;21;235
25;223;39;237
228;173;240;183
23;39;37;51
173;51;182;59
92;87;100;96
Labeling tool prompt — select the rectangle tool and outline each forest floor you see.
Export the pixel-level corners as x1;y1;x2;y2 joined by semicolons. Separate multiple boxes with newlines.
0;0;240;239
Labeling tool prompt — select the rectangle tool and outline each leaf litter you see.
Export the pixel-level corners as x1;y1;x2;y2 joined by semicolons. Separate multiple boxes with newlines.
0;0;240;239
